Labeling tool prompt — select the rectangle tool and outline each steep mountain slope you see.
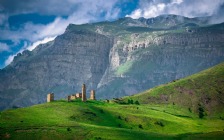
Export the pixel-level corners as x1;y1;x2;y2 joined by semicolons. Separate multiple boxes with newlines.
0;15;224;110
125;62;224;117
96;20;224;99
0;30;113;110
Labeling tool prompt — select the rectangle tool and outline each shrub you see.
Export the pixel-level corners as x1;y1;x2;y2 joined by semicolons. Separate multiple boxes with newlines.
118;116;122;120
125;118;128;122
198;104;205;118
94;137;102;140
128;99;133;104
67;127;71;131
139;124;143;129
188;108;192;113
84;111;97;117
155;121;164;127
135;101;140;105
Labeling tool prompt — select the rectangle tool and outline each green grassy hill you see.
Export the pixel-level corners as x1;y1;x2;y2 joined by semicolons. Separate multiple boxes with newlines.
125;62;224;118
0;63;224;139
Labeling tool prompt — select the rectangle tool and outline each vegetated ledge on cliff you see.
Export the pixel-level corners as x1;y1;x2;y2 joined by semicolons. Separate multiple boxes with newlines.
0;15;224;110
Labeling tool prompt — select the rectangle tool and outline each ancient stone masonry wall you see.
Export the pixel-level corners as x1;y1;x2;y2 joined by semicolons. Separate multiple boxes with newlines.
90;90;96;100
70;94;77;100
47;93;54;102
76;93;82;98
82;84;87;102
54;84;96;102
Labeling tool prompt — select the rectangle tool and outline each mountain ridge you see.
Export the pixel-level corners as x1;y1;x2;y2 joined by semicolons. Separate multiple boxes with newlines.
0;15;224;110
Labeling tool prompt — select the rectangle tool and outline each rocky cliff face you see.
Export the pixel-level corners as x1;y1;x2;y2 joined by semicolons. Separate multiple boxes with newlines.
0;30;113;110
0;15;224;110
97;30;224;98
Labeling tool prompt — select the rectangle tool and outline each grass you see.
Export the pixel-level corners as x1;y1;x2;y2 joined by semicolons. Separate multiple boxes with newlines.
124;62;224;118
0;99;224;139
115;61;134;75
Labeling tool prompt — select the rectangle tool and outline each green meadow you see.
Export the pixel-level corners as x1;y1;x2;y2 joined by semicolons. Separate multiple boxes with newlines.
0;99;224;139
1;62;224;139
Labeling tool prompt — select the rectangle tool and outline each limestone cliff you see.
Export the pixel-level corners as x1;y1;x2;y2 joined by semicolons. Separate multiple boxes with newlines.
0;30;113;110
0;15;224;110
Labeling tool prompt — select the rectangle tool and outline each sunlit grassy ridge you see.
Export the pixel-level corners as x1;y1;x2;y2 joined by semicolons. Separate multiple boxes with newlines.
125;62;224;118
1;100;224;139
1;63;224;139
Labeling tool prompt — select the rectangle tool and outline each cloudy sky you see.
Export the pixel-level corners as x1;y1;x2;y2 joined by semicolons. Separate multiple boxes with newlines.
0;0;224;69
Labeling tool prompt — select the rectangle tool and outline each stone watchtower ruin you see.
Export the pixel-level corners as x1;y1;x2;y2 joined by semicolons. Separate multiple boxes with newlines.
47;93;54;102
47;84;96;102
90;90;96;100
82;84;87;102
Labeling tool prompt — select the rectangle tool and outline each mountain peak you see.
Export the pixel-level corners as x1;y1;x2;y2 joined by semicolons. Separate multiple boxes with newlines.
0;15;224;110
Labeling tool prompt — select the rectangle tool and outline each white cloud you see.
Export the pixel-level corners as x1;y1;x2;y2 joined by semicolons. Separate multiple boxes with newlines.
126;0;224;19
1;0;124;67
4;55;15;66
128;9;142;19
4;42;28;66
171;0;183;4
27;36;56;51
0;43;10;52
4;37;56;66
0;0;122;42
142;3;166;18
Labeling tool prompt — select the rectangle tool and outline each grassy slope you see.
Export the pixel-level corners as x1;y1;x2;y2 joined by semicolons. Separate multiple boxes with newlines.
1;63;224;139
0;99;224;139
125;62;224;118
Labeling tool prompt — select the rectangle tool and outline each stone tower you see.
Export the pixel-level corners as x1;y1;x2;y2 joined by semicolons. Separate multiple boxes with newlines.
47;93;54;102
90;90;96;100
67;95;71;102
82;84;87;102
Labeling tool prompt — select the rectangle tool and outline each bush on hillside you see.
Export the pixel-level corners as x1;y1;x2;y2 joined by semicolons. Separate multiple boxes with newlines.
155;121;164;127
188;108;192;113
118;116;122;120
94;137;102;140
67;127;71;131
135;101;140;105
125;118;128;122
198;104;205;118
139;124;143;129
128;99;134;104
